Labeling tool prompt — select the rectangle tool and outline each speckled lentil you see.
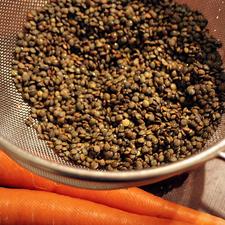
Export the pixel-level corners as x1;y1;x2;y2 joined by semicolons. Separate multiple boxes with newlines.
12;0;225;171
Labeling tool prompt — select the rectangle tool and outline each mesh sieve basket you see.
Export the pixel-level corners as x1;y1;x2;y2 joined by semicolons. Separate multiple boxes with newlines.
0;0;225;189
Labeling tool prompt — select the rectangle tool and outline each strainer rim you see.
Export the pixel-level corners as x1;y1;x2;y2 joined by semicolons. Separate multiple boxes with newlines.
0;135;223;182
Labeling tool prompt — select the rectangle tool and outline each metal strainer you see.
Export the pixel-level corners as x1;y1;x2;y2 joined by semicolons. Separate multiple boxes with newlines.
0;0;225;190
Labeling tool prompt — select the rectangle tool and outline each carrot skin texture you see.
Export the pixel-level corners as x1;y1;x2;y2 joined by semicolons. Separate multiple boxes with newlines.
0;151;224;225
0;188;192;225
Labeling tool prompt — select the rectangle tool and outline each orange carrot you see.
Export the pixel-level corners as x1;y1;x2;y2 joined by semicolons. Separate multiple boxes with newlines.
0;188;192;225
0;150;224;225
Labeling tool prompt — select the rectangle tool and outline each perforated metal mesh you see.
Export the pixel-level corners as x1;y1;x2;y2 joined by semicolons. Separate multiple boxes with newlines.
0;0;76;167
0;0;225;173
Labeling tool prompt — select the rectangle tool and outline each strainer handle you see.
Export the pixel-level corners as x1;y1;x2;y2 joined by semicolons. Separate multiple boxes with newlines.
218;152;225;160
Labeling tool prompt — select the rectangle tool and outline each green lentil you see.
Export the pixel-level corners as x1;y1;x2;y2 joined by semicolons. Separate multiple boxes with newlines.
122;119;130;127
143;100;150;108
12;0;225;171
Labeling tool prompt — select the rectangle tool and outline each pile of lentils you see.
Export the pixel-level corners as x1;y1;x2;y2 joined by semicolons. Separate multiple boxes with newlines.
12;0;225;171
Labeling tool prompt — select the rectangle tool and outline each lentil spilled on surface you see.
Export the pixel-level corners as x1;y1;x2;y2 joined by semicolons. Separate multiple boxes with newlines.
12;0;225;171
